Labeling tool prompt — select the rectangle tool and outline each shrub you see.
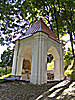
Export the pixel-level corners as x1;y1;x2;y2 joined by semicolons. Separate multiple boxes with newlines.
0;67;12;77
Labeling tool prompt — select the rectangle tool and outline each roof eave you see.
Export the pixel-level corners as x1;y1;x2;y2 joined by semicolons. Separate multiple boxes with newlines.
16;31;60;44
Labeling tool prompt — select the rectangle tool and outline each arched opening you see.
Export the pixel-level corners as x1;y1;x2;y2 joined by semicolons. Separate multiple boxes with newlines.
19;46;32;81
47;54;54;80
46;46;60;81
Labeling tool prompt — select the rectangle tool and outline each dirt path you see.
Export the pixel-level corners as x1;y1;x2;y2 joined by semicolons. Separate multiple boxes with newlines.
0;80;75;100
0;81;58;100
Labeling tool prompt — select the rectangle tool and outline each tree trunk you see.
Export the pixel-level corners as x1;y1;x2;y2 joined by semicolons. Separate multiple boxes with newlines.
53;1;59;40
70;8;75;58
70;33;75;58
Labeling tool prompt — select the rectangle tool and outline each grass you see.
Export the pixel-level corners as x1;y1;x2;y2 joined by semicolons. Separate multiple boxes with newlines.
0;67;12;81
0;67;12;77
0;73;11;79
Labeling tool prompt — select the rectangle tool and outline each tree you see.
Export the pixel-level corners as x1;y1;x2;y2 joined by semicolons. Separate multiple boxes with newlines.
0;48;14;67
58;0;75;57
0;0;75;79
64;48;75;80
0;0;29;45
64;48;73;70
47;54;54;63
0;0;75;56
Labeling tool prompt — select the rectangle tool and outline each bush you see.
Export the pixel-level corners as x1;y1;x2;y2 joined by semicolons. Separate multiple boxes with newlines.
0;67;12;77
71;70;75;80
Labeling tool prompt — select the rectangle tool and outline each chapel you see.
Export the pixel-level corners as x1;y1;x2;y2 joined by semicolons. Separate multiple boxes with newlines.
12;18;64;84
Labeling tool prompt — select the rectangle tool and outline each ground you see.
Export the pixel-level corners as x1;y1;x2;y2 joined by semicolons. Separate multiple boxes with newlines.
0;80;75;100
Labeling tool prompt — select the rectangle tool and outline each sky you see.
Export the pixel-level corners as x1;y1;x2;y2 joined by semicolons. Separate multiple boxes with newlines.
62;34;75;49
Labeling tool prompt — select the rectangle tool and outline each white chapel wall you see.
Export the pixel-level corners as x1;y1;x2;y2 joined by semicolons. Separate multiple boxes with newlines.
12;31;64;84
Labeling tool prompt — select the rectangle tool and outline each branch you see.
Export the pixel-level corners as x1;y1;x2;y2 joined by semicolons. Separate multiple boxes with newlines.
53;1;59;39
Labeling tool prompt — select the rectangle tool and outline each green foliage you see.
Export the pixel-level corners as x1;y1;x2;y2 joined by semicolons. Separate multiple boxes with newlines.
47;54;54;63
0;48;14;67
0;0;75;49
0;0;75;79
0;67;12;77
64;48;75;80
64;48;73;70
71;59;75;80
47;54;54;71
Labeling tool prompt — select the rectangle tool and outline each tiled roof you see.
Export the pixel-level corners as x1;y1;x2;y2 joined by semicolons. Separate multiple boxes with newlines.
18;18;59;42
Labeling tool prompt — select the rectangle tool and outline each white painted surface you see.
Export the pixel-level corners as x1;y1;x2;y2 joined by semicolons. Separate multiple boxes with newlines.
12;32;64;84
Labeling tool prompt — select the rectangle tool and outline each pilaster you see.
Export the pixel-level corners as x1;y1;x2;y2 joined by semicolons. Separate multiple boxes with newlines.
60;44;64;80
30;34;39;84
12;40;20;75
16;56;23;75
30;32;48;84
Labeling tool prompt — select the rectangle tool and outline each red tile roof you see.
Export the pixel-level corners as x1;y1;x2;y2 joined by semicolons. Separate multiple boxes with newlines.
19;18;60;43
